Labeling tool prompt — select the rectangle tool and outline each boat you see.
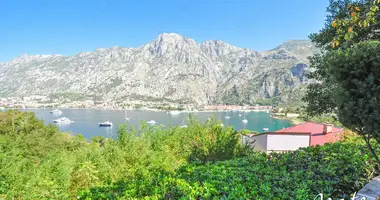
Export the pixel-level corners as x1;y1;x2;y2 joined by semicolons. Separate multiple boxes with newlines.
220;123;224;127
53;117;73;124
98;121;113;127
0;107;5;110
50;109;62;115
262;128;269;131
225;116;231;119
180;117;187;128
124;110;130;121
147;120;156;125
242;113;248;123
169;110;181;115
238;114;242;117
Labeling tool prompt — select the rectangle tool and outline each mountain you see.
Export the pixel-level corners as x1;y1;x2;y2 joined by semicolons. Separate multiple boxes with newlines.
0;33;318;106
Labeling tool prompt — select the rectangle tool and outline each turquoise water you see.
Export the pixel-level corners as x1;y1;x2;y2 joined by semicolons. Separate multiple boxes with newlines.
25;109;292;139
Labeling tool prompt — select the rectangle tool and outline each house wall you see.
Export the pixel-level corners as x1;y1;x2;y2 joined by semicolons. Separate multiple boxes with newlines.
267;134;310;152
242;134;268;152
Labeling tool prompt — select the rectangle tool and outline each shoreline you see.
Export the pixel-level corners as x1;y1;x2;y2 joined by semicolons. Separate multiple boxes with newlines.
22;107;272;113
270;115;304;125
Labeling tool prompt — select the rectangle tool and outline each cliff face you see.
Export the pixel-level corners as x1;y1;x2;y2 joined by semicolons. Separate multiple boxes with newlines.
0;33;318;105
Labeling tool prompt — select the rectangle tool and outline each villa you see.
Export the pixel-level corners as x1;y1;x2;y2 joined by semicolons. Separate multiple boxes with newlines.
243;122;345;153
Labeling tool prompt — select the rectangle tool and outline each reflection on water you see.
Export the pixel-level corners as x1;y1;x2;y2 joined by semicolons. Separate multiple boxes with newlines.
23;108;292;139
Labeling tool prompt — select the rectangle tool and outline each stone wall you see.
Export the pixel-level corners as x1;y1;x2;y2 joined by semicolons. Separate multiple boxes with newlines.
357;176;380;200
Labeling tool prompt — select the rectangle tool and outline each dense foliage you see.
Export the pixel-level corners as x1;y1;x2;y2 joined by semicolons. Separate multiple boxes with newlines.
305;0;380;165
0;110;246;199
1;110;378;199
79;141;378;199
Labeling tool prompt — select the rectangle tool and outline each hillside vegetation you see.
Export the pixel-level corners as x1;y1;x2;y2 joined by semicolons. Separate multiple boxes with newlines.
0;110;378;199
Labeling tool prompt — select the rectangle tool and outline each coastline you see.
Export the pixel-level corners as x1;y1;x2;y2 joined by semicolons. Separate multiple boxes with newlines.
270;114;304;125
23;107;272;113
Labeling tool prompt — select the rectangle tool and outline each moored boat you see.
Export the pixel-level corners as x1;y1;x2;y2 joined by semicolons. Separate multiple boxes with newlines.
53;117;73;124
98;121;113;127
147;120;156;125
50;109;62;115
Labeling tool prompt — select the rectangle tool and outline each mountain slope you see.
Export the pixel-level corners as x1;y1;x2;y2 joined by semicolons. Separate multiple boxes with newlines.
0;33;318;106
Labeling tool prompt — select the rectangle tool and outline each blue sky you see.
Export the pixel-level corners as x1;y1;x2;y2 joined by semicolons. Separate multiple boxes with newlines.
1;0;329;62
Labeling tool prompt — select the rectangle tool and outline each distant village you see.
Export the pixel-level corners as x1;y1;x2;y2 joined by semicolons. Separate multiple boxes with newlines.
0;95;273;112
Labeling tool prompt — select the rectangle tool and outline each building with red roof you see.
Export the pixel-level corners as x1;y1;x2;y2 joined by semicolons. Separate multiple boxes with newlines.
242;122;345;153
275;122;344;146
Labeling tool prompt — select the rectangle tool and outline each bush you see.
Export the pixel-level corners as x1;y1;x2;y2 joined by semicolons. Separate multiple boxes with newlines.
79;141;378;199
0;111;246;199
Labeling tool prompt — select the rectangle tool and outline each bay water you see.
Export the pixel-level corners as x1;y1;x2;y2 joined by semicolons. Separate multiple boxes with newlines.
26;108;293;139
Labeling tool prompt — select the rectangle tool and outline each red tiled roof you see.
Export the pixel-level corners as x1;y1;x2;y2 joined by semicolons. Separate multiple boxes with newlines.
275;122;344;146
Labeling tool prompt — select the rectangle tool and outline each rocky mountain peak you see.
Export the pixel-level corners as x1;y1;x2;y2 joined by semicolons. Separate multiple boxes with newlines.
270;40;319;57
8;54;62;65
144;33;197;56
200;40;241;57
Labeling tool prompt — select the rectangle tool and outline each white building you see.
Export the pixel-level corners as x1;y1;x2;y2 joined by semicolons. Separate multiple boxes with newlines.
242;132;311;153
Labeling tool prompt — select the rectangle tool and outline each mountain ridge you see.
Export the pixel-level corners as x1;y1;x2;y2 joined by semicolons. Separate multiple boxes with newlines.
0;33;317;106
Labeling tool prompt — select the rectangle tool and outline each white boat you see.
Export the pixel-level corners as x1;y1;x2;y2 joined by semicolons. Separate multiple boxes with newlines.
169;110;181;115
180;118;187;128
262;128;269;131
225;116;231;119
53;117;73;124
242;113;248;123
98;121;113;127
124;110;130;121
238;114;242;117
50;109;62;115
147;120;156;125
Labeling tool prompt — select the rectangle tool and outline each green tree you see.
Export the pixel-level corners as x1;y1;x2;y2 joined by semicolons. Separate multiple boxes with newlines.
304;0;380;165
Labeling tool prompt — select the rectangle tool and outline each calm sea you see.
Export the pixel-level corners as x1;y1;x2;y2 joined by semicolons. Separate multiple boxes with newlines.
24;108;292;139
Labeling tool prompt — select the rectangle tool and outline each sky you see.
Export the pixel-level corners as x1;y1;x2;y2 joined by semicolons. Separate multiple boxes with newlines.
1;0;330;62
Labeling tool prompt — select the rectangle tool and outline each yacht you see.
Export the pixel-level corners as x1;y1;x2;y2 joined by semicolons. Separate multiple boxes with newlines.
180;118;187;128
98;121;113;127
124;110;130;121
147;120;156;125
225;116;231;119
262;128;269;131
242;113;248;123
53;117;73;124
169;110;181;115
50;109;62;115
